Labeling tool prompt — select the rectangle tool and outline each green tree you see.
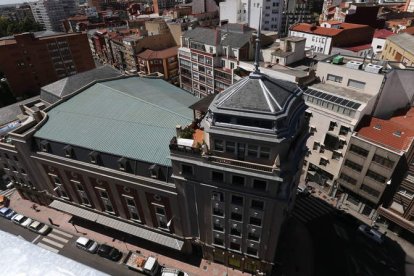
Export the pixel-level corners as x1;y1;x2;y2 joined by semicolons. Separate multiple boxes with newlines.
0;16;44;38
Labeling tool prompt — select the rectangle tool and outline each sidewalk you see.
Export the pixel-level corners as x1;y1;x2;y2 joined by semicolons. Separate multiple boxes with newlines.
9;191;251;276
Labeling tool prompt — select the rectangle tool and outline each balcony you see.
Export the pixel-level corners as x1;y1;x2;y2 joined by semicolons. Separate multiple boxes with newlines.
207;156;273;172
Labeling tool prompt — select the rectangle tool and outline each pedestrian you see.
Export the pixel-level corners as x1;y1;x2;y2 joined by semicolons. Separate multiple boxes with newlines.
48;217;54;225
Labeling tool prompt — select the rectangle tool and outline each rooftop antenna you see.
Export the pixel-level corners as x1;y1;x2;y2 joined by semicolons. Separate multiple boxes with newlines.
253;7;262;74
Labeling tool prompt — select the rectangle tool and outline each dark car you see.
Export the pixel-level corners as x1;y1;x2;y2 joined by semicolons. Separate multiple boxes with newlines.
97;244;122;261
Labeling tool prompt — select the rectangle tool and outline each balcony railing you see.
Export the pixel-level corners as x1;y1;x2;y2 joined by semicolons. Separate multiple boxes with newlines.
207;156;273;172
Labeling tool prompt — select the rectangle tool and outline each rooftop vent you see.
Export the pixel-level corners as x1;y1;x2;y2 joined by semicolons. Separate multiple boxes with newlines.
374;124;381;130
346;60;363;70
364;63;382;74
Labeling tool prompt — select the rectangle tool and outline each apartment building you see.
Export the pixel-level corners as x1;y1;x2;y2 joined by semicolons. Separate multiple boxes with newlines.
178;25;256;97
29;0;77;32
153;0;176;14
0;31;95;98
381;33;414;66
337;114;414;218
137;46;179;84
219;0;283;32
0;56;307;274
170;65;308;272
289;22;374;54
303;55;414;194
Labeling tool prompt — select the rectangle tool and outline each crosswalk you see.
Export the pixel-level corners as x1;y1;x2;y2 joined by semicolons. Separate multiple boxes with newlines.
0;188;15;197
292;196;336;224
36;228;73;254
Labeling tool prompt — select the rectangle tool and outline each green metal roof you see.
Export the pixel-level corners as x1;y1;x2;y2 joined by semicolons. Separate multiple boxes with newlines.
34;77;198;166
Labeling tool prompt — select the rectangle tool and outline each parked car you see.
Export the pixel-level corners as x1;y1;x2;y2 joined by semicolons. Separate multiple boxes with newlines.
28;220;51;235
11;214;32;228
161;267;189;276
75;237;99;254
357;224;385;244
0;207;16;219
97;244;122;261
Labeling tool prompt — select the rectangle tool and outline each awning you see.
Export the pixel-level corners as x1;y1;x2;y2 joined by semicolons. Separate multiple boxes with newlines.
49;200;184;250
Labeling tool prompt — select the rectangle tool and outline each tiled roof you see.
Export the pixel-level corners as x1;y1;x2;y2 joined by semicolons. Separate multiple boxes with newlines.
373;29;394;39
137;46;179;60
387;33;414;54
344;43;372;52
356;108;414;152
34;77;198;166
290;23;369;37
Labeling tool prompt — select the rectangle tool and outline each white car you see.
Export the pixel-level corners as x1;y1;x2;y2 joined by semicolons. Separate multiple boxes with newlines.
161;267;189;276
28;220;51;235
75;237;99;254
11;214;33;228
357;224;384;244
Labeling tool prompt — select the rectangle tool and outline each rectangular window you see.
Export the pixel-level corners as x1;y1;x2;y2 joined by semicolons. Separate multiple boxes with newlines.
213;221;224;232
231;212;243;221
366;170;387;183
214;139;224;151
332;151;342;160
339;126;350;136
360;184;380;197
213;237;224;246
247;247;258;256
230;242;240;251
252;179;267;191
155;206;166;215
230;226;241;236
247;145;258;157
259;147;270;159
226;141;236;154
349;144;369;157
212;191;224;202
327;74;343;83
372;154;395;168
249;217;262;226
340;173;357;185
232;175;245;187
213;206;224;216
324;134;340;151
344;159;362;172
231;195;243;206
251;200;264;210
329;121;337;131
248;232;260;241
348;79;366;90
212;171;224;182
319;158;329;166
181;164;193;176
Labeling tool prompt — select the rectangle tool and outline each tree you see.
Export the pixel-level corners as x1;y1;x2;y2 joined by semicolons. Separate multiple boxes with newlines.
0;16;44;38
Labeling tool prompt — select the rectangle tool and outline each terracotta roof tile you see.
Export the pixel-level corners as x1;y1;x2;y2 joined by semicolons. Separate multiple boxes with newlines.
137;46;179;60
373;29;394;39
344;43;372;52
290;23;369;37
356;108;414;152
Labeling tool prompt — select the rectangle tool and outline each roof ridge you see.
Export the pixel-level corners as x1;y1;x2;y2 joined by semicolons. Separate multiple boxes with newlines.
96;83;193;121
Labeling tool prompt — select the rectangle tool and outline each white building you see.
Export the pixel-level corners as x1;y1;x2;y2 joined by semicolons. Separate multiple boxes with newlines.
219;0;283;32
30;0;77;32
303;55;414;193
370;29;394;58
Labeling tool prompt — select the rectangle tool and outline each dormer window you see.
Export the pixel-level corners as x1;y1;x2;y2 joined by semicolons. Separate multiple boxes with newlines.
118;157;130;172
89;151;100;164
149;164;160;179
374;124;382;130
393;130;402;137
64;145;74;158
40;140;50;152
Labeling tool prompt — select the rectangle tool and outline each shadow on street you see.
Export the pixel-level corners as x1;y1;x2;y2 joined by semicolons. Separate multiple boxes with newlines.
70;216;202;268
275;194;407;276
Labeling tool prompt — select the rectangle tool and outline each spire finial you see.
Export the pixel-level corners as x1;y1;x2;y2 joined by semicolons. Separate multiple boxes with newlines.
253;7;262;74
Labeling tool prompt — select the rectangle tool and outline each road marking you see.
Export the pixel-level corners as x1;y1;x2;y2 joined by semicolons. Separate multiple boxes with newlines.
37;242;60;253
48;233;69;243
42;237;64;248
32;235;41;244
51;228;73;238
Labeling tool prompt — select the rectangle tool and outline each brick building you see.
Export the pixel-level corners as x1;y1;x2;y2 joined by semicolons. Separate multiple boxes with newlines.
0;31;95;98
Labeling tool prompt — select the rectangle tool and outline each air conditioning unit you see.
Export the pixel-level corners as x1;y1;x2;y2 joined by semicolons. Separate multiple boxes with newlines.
364;63;382;74
345;60;363;70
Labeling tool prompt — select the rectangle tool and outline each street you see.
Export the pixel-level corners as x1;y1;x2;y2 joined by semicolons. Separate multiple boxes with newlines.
275;194;407;276
0;217;140;276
